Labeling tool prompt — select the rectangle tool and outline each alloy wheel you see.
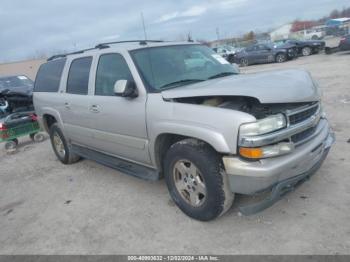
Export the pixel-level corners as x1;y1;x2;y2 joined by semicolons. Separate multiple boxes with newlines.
53;132;65;158
173;160;207;207
276;54;286;63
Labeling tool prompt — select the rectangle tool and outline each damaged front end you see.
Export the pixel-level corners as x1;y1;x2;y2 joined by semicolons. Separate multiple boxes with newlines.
171;95;324;159
168;94;334;215
0;89;34;117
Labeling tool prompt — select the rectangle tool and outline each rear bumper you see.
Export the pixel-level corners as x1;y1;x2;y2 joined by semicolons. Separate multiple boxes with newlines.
223;119;334;195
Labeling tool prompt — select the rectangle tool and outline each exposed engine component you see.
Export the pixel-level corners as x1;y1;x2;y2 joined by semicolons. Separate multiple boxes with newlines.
174;96;312;119
0;89;34;117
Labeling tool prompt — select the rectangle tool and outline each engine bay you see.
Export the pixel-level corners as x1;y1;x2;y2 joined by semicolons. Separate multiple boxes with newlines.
173;96;312;119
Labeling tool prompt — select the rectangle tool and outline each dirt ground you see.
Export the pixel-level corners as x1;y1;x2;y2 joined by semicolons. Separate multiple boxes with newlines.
0;51;349;255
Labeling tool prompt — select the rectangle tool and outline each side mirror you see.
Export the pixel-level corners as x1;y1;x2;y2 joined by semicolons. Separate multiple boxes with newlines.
114;80;138;98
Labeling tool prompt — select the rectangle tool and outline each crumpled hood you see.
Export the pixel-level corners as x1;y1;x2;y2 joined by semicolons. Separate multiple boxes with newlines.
161;69;320;104
0;85;33;96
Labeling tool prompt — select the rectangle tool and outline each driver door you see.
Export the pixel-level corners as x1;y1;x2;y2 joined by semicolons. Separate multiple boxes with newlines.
87;52;151;165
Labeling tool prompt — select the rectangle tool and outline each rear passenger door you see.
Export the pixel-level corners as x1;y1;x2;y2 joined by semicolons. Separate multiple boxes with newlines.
61;56;94;146
88;53;150;165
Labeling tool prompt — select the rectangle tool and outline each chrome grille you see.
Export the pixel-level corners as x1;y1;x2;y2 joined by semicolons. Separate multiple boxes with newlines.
238;102;322;148
291;126;317;144
288;103;319;125
287;103;321;146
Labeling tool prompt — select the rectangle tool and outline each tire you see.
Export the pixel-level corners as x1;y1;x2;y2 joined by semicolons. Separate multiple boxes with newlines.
275;53;287;63
302;46;312;56
240;58;249;67
49;123;80;164
30;132;45;142
164;139;234;221
5;139;18;153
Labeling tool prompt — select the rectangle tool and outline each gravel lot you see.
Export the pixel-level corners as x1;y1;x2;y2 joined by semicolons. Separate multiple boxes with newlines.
0;52;349;255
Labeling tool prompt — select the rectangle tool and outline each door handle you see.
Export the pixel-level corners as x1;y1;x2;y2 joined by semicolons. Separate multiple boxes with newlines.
64;102;70;109
90;105;100;113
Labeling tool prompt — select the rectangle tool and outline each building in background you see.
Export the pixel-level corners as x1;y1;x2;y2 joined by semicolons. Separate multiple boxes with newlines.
0;59;45;80
269;24;292;41
326;17;350;35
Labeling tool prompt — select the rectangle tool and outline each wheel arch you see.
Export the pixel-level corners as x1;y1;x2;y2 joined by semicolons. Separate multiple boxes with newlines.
152;132;226;174
42;114;57;132
40;108;64;133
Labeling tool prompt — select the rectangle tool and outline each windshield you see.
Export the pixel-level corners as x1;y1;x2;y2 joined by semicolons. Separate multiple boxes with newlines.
0;76;33;90
130;44;239;91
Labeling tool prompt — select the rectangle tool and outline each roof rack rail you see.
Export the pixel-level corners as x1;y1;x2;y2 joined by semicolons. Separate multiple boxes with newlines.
47;46;108;62
47;48;95;61
95;40;164;48
47;40;164;62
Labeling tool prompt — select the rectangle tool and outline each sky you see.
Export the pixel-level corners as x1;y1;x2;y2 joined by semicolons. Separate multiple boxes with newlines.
0;0;349;63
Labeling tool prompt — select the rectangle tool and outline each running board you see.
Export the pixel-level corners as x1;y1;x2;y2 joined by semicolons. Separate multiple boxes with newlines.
72;145;160;181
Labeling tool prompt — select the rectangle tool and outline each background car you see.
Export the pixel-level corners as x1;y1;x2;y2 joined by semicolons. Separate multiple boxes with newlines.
269;42;298;60
275;39;326;56
233;43;290;66
213;45;242;63
339;35;350;51
0;75;34;94
300;27;326;40
184;51;216;69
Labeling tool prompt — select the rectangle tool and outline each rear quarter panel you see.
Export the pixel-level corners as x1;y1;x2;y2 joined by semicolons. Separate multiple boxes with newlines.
33;92;65;132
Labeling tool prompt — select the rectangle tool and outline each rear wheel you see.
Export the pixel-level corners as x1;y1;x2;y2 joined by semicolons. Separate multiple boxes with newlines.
49;123;80;164
240;58;249;67
164;139;234;221
275;53;287;63
302;46;312;56
30;132;45;142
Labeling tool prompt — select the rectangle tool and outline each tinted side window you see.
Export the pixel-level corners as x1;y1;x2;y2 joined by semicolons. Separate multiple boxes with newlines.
245;46;254;52
95;53;133;96
66;57;92;95
34;59;66;92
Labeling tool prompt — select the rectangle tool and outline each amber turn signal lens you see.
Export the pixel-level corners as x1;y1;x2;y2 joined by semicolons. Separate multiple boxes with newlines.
239;147;263;159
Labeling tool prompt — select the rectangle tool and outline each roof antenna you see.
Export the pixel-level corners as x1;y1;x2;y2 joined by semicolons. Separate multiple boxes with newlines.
141;12;148;41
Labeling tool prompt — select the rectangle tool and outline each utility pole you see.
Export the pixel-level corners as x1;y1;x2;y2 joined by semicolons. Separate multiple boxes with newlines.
141;12;148;40
216;27;220;41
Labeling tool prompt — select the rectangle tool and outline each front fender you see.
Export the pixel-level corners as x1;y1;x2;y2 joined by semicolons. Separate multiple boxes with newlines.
152;121;231;151
146;94;256;167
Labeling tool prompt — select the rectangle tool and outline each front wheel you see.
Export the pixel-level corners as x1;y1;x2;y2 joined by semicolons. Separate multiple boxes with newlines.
302;46;312;56
164;139;234;221
275;53;287;63
49;123;80;164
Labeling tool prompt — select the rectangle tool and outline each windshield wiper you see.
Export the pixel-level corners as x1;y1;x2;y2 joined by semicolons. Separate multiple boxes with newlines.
160;79;205;90
208;72;237;80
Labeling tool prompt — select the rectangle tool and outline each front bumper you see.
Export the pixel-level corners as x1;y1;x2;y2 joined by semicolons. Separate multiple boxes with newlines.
223;119;334;195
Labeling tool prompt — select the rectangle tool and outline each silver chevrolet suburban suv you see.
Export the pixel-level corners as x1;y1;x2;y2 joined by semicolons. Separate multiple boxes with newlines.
33;40;334;221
